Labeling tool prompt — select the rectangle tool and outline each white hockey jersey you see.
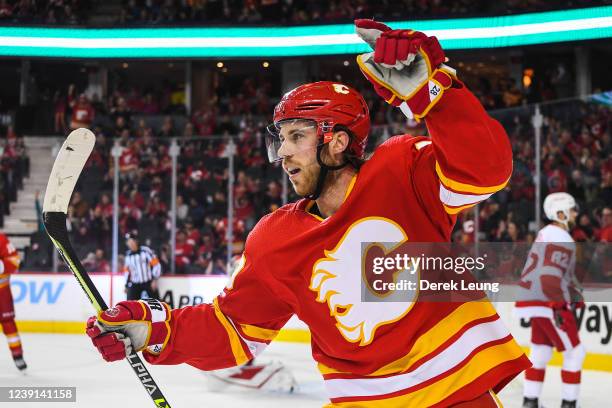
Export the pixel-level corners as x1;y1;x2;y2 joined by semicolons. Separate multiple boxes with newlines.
515;224;577;319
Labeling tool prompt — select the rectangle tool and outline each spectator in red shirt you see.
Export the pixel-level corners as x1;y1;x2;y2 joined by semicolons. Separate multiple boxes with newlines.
546;168;567;193
70;94;95;130
145;195;168;218
184;219;201;247
572;213;597;242
119;141;139;180
95;193;113;219
83;249;111;273
175;230;194;273
95;249;111;273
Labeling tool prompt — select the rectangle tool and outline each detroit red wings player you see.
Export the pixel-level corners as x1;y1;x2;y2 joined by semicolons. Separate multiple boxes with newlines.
515;193;585;408
85;19;530;407
0;233;27;371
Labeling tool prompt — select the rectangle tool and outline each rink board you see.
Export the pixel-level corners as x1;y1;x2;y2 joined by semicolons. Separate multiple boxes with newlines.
9;273;612;371
11;272;310;340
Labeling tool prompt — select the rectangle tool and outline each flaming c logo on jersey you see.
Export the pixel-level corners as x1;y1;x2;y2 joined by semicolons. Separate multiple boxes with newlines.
105;307;120;318
310;217;418;346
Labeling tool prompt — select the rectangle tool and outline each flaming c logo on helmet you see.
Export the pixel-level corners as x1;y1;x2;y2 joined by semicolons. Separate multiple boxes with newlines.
310;217;417;346
332;84;350;94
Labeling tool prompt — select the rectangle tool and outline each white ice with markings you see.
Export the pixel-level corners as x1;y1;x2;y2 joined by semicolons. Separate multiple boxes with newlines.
1;333;610;408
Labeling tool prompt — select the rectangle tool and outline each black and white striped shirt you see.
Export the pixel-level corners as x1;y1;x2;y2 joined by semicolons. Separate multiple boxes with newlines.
124;245;161;284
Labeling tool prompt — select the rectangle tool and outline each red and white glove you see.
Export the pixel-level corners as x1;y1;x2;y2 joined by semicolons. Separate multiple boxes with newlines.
551;302;577;333
86;299;171;362
355;19;457;121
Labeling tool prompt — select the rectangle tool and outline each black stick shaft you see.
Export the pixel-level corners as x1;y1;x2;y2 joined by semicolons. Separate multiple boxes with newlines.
43;212;171;408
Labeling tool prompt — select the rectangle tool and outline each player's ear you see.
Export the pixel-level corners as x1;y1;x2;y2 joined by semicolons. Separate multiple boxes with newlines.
329;130;350;155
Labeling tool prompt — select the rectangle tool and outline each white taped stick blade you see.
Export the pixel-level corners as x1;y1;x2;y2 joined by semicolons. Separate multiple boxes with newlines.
43;128;96;214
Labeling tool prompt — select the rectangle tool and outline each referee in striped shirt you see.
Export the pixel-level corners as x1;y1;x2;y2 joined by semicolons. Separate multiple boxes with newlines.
123;231;161;300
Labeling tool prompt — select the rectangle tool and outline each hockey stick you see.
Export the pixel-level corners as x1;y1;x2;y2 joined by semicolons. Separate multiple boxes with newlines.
42;128;171;408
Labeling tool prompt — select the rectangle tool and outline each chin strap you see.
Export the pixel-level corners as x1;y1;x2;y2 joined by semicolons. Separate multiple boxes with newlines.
305;144;347;200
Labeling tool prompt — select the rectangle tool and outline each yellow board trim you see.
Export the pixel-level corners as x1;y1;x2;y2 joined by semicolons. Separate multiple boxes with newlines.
435;162;509;195
16;320;86;333
212;298;250;366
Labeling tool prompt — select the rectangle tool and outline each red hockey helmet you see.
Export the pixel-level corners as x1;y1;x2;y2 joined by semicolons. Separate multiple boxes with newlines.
267;81;370;162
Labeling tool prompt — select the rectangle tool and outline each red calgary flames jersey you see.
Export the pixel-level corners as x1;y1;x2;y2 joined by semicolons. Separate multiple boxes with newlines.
0;233;20;287
145;85;530;407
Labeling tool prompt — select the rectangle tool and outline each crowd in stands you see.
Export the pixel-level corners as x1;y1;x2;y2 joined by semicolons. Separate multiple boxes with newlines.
39;75;284;275
16;68;612;282
0;0;91;24
52;81;191;136
116;0;612;25
58;115;283;275
0;126;29;229
0;0;608;26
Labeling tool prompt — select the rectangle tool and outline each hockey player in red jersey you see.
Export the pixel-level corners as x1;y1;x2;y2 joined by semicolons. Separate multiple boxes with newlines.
515;193;585;408
0;233;27;371
86;20;531;407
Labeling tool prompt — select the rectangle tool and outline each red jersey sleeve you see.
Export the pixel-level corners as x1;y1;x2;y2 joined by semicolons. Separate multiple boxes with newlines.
144;218;294;370
0;234;20;275
410;83;513;216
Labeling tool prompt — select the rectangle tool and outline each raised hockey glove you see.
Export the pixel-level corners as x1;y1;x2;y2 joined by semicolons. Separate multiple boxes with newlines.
86;299;171;362
355;19;456;121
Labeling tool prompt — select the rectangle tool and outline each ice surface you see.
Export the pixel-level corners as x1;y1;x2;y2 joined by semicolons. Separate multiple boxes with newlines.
1;333;610;407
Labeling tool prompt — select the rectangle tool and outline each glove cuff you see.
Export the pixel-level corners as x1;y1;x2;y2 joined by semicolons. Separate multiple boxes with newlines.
398;68;454;121
98;299;172;355
140;299;172;355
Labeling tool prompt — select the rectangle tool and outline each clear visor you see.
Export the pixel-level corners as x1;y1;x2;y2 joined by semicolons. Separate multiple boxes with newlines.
265;119;323;163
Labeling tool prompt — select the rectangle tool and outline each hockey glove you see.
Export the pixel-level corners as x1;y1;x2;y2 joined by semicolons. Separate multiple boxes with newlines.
86;299;171;362
355;19;456;121
551;302;577;333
